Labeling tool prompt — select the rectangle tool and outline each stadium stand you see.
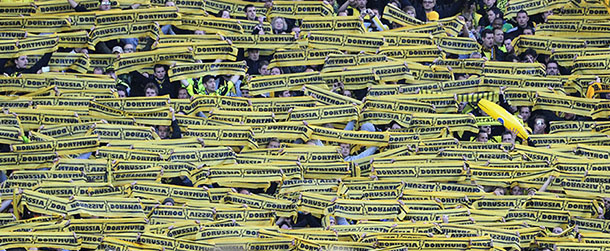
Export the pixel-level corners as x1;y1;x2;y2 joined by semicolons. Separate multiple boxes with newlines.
0;0;610;250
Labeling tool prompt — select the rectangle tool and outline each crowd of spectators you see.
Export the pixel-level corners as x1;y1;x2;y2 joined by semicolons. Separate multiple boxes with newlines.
0;0;609;248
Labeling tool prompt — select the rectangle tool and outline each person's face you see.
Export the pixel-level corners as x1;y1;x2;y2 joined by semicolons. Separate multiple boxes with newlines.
221;10;231;19
339;143;351;157
15;56;28;69
194;30;205;35
493;30;504;45
158;125;169;139
487;10;497;23
406;9;416;17
546;62;559;75
356;0;367;8
502;134;513;143
99;2;111;11
154;67;166;80
242;88;251;98
483;0;495;7
178;88;189;99
552;227;563;234
516;13;529;28
534;118;546;134
123;44;135;53
93;68;104;75
270;67;281;75
527;188;536;196
273;18;284;31
117;90;126;98
466;18;473;30
164;201;174;206
268;141;280;148
423;0;435;10
145;88;157;97
492;19;503;29
523;29;534;36
204;78;216;93
74;47;86;53
483;33;495;49
165;1;175;7
248;50;259;61
480;125;491;134
504;39;514;53
511;185;523;195
391;123;402;130
494;187;505;196
246;6;257;20
280;90;291;97
543;10;553;20
259;64;269;75
476;132;488;143
343;90;352;98
519;107;531;121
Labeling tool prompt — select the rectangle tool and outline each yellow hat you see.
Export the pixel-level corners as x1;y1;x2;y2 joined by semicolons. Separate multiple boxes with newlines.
427;11;440;21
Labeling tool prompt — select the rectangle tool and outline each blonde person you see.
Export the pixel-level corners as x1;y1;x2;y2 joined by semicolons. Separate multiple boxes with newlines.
272;17;288;34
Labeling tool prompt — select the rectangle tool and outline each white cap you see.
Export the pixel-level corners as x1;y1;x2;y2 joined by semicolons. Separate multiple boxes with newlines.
112;46;123;54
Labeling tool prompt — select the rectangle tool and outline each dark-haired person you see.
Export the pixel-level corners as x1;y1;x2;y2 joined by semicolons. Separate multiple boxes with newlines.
520;48;537;63
546;61;560;76
144;83;159;97
493;28;506;52
478;7;502;29
480;29;505;61
245;48;263;75
244;4;258;21
0;52;53;76
486;17;513;33
530;115;548;135
501;131;516;144
131;64;179;98
217;9;231;19
507;10;531;39
157;107;181;140
522;26;534;36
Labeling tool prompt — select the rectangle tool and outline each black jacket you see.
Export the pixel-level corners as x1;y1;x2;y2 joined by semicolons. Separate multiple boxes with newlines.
401;0;467;22
0;52;53;76
130;71;179;98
